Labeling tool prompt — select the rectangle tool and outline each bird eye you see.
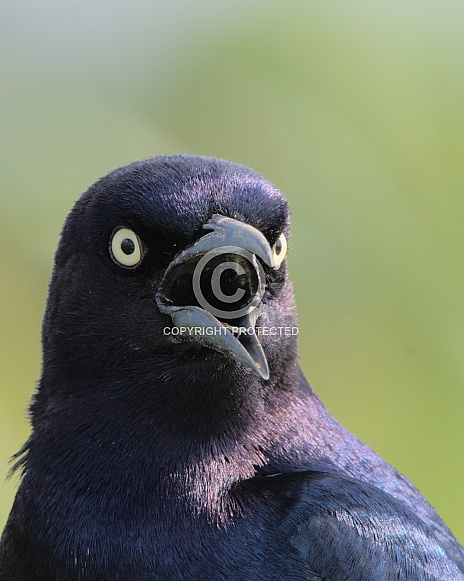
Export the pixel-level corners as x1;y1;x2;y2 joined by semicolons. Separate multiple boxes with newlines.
110;227;143;268
271;233;287;269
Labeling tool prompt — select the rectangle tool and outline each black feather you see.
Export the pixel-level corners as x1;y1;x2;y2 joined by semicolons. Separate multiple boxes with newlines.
1;155;463;580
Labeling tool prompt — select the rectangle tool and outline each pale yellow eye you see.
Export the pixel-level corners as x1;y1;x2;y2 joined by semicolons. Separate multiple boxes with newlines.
271;233;287;269
110;228;142;267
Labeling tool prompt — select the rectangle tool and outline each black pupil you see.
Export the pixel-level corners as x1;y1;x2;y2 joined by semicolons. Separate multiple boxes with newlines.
274;238;282;255
121;238;135;255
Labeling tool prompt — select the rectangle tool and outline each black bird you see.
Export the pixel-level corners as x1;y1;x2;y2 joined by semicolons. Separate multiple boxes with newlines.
1;155;463;580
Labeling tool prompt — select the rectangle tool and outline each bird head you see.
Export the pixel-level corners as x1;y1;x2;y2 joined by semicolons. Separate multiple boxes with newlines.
41;155;297;396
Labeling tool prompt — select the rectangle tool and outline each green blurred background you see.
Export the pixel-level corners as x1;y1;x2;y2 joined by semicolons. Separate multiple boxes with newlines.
1;0;463;541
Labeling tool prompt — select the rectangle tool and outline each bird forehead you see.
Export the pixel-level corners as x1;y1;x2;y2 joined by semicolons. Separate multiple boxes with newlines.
86;158;289;243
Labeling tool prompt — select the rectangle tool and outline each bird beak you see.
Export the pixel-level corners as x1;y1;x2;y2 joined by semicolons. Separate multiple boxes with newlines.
156;215;275;380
